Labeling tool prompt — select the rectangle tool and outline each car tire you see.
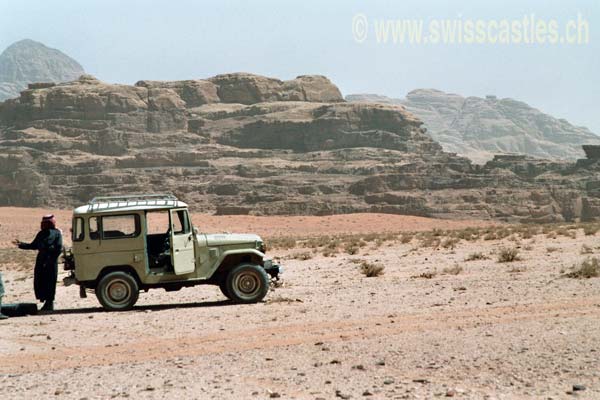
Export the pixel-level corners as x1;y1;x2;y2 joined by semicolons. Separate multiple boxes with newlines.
219;279;231;300
96;271;139;311
226;264;269;304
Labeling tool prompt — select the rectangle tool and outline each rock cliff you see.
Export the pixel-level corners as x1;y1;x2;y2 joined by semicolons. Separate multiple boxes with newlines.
347;90;600;164
2;73;600;222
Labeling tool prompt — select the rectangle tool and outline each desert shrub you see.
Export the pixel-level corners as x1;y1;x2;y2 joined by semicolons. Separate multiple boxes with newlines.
431;229;444;237
291;251;313;261
465;252;488;261
400;234;413;244
344;242;360;255
419;236;441;248
270;236;297;250
497;247;520;263
322;248;338;257
583;225;600;236
483;232;497;241
495;228;511;240
455;227;479;241
566;258;600;279
441;237;460;249
442;265;463;275
359;261;385;277
546;246;559;253
325;238;342;250
581;244;594;254
412;271;436;279
556;227;576;239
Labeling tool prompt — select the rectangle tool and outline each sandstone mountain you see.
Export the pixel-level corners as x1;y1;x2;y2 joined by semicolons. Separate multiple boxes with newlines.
0;39;84;101
347;90;600;164
2;73;600;222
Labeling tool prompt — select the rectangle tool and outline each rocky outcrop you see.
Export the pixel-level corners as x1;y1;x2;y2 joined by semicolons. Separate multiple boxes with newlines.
2;73;600;222
347;90;600;164
0;39;84;101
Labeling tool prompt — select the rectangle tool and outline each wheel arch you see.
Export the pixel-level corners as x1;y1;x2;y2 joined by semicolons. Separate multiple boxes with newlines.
96;265;141;288
211;250;264;283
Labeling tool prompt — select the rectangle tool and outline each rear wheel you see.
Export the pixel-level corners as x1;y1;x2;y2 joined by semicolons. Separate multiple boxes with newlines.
226;264;269;304
96;271;139;311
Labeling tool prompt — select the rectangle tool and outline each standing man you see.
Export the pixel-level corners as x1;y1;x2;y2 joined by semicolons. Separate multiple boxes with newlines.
0;271;7;319
13;214;63;311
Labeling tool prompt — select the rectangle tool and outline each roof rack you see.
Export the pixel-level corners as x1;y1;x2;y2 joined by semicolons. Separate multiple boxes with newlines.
87;194;180;212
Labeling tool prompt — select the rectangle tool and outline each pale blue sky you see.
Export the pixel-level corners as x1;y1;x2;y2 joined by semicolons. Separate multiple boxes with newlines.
1;0;598;132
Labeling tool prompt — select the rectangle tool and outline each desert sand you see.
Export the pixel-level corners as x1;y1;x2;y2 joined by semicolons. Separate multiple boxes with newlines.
0;208;599;399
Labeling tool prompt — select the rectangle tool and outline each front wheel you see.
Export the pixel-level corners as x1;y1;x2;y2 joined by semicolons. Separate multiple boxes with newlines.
96;271;139;311
226;264;270;304
219;279;231;300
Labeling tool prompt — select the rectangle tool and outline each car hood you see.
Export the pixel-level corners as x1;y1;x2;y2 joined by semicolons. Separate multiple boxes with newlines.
203;233;262;247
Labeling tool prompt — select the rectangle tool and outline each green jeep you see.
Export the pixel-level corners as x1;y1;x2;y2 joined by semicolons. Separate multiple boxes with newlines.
63;194;281;311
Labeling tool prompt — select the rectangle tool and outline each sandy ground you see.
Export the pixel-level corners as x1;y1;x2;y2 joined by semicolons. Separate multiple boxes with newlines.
0;208;599;399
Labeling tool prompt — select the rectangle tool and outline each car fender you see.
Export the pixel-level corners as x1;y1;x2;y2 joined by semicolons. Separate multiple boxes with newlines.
207;248;265;278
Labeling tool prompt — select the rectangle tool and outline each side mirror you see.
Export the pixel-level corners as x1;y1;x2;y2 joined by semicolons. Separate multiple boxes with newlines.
193;227;199;235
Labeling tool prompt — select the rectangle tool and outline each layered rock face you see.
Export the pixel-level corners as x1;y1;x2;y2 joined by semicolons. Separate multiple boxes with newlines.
2;73;600;222
0;39;84;101
347;90;600;164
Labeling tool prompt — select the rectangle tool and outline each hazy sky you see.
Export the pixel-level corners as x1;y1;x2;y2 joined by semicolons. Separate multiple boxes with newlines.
1;0;598;132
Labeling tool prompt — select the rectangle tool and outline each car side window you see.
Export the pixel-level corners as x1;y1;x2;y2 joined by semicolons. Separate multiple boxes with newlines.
89;217;100;240
101;215;141;239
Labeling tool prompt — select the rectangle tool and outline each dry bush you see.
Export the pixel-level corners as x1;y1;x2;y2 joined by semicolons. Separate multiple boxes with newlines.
583;224;600;236
400;233;413;244
269;236;298;250
455;227;480;241
442;265;463;275
566;258;600;279
291;251;313;261
412;271;437;279
322;248;338;257
546;246;559;253
497;247;520;263
465;252;488;261
344;243;360;255
441;237;460;249
431;229;445;237
359;261;385;277
304;236;323;249
581;244;594;254
555;227;576;239
483;232;497;241
325;238;342;250
518;226;538;239
419;235;441;248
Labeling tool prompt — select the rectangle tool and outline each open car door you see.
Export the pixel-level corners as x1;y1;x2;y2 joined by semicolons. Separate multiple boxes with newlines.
170;209;195;275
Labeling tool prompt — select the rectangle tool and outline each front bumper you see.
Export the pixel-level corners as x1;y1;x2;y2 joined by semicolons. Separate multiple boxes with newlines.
263;259;282;279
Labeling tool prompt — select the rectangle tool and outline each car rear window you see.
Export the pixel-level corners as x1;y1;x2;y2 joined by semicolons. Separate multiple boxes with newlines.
101;214;141;239
72;217;84;242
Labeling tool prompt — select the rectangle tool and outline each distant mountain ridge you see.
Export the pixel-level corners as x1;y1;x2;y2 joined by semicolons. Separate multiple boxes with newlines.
0;39;84;101
347;90;600;163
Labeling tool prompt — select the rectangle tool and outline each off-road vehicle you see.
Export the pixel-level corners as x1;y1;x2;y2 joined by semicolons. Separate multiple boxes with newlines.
63;194;281;311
